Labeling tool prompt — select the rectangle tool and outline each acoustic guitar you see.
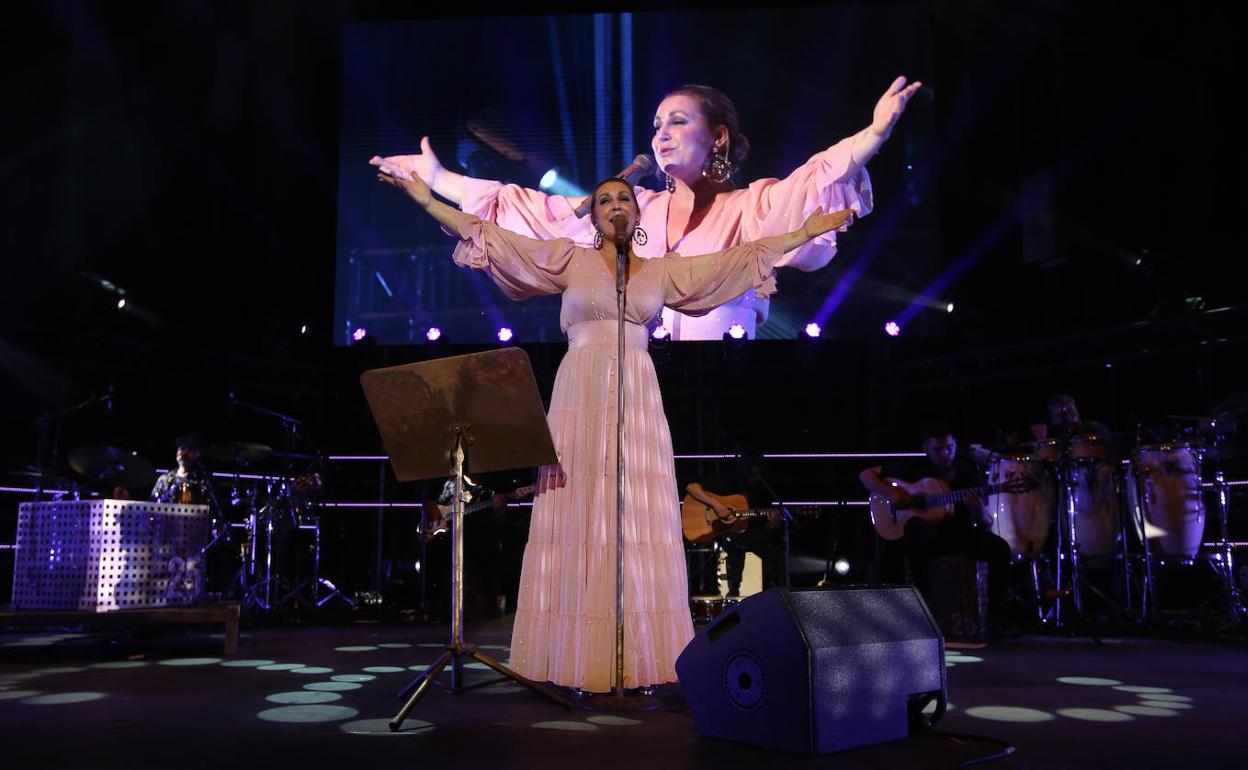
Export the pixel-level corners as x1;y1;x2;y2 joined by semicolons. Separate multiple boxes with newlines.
681;490;819;544
869;476;1033;541
420;484;536;543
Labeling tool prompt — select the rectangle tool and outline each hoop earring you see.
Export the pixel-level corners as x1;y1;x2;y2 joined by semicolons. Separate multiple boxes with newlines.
632;226;648;246
702;136;734;185
593;229;604;250
663;172;676;194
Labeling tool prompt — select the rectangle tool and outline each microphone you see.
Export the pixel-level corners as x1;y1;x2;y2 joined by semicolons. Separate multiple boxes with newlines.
573;155;656;218
105;385;114;414
610;213;629;244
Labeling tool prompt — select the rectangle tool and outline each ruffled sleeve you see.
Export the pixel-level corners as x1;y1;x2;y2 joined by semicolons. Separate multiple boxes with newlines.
458;177;595;244
450;218;575;300
660;237;786;316
740;135;874;271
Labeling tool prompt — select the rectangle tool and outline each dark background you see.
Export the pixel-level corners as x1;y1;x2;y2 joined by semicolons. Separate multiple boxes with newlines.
2;1;1244;595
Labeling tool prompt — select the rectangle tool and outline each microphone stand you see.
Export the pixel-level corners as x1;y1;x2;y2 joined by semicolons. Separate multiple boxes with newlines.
583;220;659;712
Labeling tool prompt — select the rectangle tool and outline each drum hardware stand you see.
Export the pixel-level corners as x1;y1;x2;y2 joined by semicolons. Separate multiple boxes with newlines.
1052;452;1103;641
228;395;307;613
358;349;572;732
1206;458;1246;626
280;517;357;610
1125;464;1159;623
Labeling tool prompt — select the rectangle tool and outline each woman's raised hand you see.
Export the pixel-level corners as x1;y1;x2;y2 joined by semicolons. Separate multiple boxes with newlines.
370;136;444;185
377;167;433;208
870;76;923;139
802;207;856;239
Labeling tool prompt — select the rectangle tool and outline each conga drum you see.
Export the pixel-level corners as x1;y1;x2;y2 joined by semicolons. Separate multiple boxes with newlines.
1126;443;1205;559
988;454;1055;558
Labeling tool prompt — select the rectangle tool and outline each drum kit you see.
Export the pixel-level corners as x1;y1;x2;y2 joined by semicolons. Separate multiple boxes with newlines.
197;442;352;613
20;438;350;614
983;412;1245;629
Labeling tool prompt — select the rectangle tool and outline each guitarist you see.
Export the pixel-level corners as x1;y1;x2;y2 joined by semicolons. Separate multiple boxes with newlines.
858;422;1015;639
424;473;529;621
685;448;785;598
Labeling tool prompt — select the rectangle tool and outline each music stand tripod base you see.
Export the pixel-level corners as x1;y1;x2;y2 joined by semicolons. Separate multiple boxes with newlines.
360;349;573;731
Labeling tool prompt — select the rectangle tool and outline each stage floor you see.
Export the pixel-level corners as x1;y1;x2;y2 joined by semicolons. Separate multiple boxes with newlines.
1;614;1244;770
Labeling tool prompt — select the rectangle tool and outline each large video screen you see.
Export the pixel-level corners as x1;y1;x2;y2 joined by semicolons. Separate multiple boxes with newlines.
335;5;940;345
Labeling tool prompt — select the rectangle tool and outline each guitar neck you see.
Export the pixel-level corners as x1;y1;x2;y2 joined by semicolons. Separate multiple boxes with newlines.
923;481;1012;508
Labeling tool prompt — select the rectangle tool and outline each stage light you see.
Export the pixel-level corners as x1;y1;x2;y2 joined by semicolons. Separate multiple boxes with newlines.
651;325;669;340
946;303;955;313
425;327;442;342
884;321;901;337
497;327;514;343
803;322;822;338
116;298;126;310
536;168;587;198
834;558;850;576
726;323;746;340
352;327;368;342
300;324;308;335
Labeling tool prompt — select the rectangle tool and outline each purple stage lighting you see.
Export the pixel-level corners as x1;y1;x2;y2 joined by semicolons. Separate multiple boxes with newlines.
426;327;442;342
727;323;746;340
497;327;514;343
804;322;822;338
884;321;901;337
651;325;670;340
352;327;368;342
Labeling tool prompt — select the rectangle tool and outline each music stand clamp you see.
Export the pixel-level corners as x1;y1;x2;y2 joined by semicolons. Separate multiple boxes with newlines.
359;348;574;731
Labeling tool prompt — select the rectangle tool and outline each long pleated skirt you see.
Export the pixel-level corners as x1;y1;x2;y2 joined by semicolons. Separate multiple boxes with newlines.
508;320;695;691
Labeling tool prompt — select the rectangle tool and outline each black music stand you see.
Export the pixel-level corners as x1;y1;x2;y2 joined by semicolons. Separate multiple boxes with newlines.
359;348;573;731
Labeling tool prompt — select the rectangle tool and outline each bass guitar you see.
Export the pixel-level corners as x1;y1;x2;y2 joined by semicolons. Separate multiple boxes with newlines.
420;484;536;543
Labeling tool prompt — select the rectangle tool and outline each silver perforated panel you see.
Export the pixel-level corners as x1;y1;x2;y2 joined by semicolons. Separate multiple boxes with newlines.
13;500;213;612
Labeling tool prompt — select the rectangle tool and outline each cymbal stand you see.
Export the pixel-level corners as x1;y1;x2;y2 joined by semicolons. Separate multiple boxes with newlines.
229;394;305;612
31;388;112;502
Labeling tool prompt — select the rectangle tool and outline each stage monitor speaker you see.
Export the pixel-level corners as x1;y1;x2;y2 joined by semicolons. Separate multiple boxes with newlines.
675;586;946;755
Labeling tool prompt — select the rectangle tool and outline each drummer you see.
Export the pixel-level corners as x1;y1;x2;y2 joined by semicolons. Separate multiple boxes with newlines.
1031;393;1112;446
150;435;210;504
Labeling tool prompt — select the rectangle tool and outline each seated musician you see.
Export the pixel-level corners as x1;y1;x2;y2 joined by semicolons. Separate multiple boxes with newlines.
150;436;209;503
1031;393;1112;445
859;421;1016;639
685;447;784;598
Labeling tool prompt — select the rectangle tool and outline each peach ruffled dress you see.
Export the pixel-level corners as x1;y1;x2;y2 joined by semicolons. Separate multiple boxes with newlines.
456;137;873;340
448;217;787;691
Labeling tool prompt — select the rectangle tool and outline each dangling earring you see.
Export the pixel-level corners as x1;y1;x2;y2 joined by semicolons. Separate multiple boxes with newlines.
663;172;676;194
593;228;604;250
702;135;733;185
632;226;648;246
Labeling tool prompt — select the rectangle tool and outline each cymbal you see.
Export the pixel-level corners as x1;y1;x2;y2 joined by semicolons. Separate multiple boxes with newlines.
1163;414;1216;424
9;468;74;486
204;441;273;465
68;446;156;489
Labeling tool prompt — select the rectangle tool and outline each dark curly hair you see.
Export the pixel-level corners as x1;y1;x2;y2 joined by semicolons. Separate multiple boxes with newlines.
661;84;752;173
588;176;637;233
